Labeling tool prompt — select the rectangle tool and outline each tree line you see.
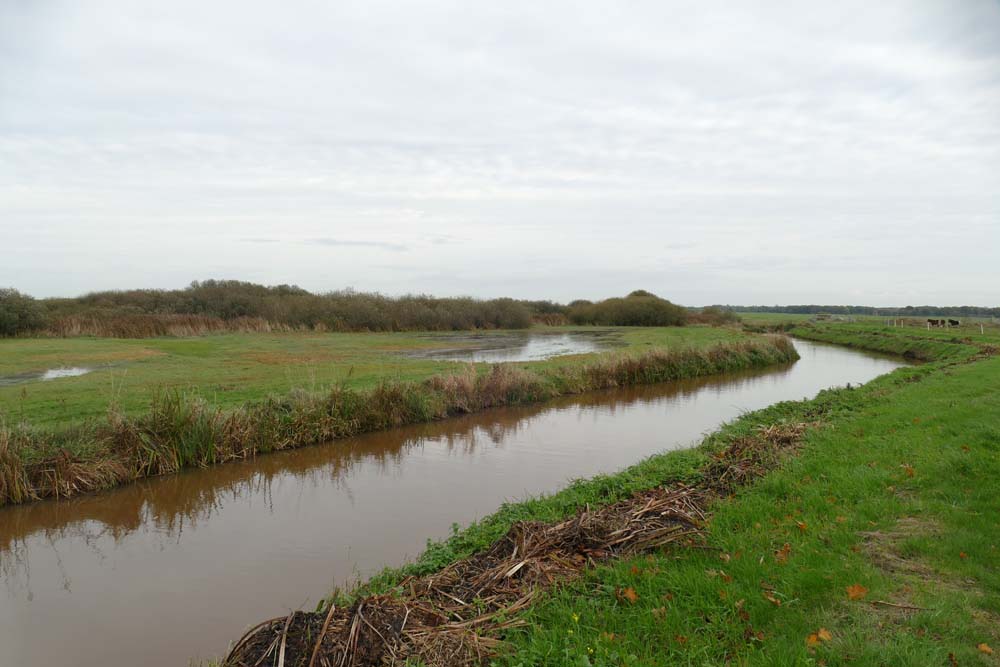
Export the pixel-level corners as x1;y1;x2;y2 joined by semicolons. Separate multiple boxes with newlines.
720;304;1000;317
0;282;704;337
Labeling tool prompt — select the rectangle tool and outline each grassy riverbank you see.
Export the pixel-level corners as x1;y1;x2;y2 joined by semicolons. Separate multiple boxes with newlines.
0;326;742;427
0;334;795;506
218;325;999;666
497;335;999;665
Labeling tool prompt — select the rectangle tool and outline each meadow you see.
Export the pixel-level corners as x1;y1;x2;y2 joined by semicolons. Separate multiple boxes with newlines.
218;322;1000;666
0;326;742;427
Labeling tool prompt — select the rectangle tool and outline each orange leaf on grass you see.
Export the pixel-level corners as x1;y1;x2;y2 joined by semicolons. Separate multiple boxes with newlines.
846;584;869;600
618;587;639;604
806;627;833;647
979;643;994;655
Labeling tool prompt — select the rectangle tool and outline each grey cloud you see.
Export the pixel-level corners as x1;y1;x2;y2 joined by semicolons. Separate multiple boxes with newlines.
309;239;408;251
0;0;998;304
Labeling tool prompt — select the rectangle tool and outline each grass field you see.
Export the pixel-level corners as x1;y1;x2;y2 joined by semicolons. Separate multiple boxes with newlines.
742;310;1000;331
226;323;999;666
0;326;743;428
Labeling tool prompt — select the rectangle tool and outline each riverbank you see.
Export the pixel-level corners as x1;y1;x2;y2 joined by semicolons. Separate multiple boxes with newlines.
789;322;992;361
219;326;999;666
0;335;796;506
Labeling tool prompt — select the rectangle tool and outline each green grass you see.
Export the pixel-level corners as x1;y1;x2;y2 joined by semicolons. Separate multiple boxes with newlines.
790;321;997;361
494;353;1000;666
738;312;815;326
293;326;1000;666
0;326;743;428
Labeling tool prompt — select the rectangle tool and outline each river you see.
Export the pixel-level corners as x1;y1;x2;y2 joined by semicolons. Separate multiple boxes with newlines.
0;339;905;666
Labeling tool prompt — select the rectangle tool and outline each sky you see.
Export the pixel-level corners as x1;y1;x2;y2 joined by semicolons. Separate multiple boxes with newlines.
1;0;999;306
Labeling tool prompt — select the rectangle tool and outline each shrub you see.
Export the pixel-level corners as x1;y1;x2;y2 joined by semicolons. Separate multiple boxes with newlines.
11;281;536;336
568;291;688;327
0;288;48;336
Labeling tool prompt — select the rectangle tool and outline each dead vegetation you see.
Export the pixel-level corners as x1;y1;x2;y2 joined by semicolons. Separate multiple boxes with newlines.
47;314;283;338
221;422;808;667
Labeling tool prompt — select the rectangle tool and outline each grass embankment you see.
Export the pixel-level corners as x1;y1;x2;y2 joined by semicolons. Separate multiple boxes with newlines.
0;334;795;506
0;326;741;427
791;322;996;361
220;326;999;666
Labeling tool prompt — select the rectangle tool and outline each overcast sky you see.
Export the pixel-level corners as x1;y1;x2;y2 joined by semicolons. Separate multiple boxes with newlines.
1;0;998;305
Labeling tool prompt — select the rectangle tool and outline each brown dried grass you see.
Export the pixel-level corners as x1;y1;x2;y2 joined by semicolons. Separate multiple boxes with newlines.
47;314;285;338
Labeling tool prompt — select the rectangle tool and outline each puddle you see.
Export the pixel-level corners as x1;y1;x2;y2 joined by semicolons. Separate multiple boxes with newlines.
0;367;95;387
410;331;620;363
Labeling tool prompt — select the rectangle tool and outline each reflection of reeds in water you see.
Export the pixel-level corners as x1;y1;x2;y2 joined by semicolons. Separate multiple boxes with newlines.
0;338;798;507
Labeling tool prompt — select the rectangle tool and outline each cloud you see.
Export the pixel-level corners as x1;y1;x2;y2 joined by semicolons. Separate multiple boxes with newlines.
0;0;998;304
309;238;408;251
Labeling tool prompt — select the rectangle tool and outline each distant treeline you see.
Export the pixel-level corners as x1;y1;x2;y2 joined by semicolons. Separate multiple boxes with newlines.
0;282;729;338
721;304;1000;317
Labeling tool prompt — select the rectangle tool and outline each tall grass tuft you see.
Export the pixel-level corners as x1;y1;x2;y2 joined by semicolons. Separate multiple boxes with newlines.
0;427;32;504
0;336;799;506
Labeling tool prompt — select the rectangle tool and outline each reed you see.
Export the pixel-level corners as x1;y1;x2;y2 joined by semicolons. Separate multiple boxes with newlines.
0;336;799;506
46;314;283;338
0;428;31;504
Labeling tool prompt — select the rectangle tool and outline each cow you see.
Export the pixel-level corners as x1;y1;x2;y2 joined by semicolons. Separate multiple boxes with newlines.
948;319;960;327
927;318;942;327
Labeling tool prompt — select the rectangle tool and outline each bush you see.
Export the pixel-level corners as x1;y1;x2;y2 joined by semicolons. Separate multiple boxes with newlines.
0;288;48;336
568;291;687;327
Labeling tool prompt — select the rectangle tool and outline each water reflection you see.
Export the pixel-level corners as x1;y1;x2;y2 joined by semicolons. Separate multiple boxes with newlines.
0;367;95;387
408;331;619;362
0;340;906;667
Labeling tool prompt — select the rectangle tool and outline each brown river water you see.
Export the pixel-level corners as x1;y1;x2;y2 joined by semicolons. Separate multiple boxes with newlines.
0;339;905;666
